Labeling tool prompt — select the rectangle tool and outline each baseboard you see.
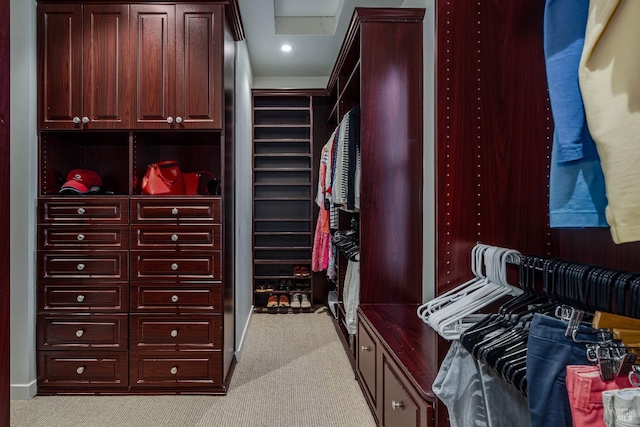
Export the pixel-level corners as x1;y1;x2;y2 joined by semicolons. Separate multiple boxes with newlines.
234;306;254;363
11;380;37;400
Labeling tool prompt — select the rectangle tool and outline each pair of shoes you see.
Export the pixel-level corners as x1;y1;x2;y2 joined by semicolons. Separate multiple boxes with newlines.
291;293;311;309
293;265;310;277
267;294;278;308
300;293;311;308
278;295;289;307
291;293;301;308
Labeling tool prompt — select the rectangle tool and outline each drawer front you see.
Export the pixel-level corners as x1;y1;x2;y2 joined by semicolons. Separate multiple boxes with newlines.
130;351;222;387
131;224;221;249
130;314;221;349
38;251;128;280
39;282;128;312
38;314;128;350
38;351;128;388
130;251;221;280
39;225;129;249
131;283;221;312
39;198;129;224
131;198;221;223
382;355;423;427
357;320;378;405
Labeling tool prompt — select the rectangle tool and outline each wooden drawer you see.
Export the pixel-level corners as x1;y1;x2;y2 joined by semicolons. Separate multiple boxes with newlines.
37;314;128;350
39;225;129;249
382;351;433;427
38;197;129;224
130;314;221;349
131;197;221;223
130;351;222;387
130;251;221;280
38;250;128;281
131;224;221;249
131;283;221;312
357;319;378;406
38;351;128;388
39;282;128;312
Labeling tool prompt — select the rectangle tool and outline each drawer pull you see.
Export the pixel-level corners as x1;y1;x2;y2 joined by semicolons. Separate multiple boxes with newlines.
76;366;85;375
170;366;178;375
361;346;371;352
171;208;179;215
76;234;85;241
171;295;179;303
77;207;86;215
171;263;179;271
76;294;85;303
170;329;178;338
391;400;403;410
75;329;84;338
171;234;179;242
77;263;85;271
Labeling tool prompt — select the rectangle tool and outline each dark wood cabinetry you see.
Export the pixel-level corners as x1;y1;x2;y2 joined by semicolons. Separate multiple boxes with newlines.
35;0;237;395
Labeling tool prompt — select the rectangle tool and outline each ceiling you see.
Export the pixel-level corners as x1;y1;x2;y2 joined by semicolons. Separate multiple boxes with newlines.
236;0;405;85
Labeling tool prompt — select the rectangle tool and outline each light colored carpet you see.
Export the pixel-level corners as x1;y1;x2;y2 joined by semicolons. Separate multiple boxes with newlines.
11;312;375;427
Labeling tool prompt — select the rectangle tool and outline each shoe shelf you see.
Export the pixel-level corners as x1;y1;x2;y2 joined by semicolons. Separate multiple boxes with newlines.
252;91;316;313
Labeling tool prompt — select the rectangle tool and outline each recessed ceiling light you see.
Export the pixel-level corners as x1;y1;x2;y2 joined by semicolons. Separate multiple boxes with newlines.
281;44;292;52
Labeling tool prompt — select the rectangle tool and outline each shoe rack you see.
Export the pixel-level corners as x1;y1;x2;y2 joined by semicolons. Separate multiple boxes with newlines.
252;91;315;313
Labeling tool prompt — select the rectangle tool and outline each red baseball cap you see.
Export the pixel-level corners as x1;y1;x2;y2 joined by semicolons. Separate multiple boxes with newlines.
59;169;103;194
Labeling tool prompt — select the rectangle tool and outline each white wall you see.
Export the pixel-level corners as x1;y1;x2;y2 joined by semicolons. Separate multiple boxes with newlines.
234;40;254;362
253;75;328;90
10;0;38;399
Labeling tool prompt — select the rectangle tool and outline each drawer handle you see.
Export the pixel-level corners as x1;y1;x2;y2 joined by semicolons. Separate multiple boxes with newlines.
76;234;85;241
391;400;403;410
171;263;179;271
77;207;85;215
361;346;371;352
171;234;179;242
76;366;85;375
170;366;178;375
171;295;179;303
170;329;178;338
171;208;179;215
75;329;84;338
77;263;85;271
76;294;85;303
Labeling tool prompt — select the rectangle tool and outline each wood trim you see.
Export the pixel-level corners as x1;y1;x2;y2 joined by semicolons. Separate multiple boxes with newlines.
0;0;9;422
221;0;244;41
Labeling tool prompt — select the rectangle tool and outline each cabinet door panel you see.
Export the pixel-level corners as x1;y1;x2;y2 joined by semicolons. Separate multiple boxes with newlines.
39;282;128;312
39;225;129;249
38;314;128;350
131;283;221;312
38;251;128;281
131;5;175;128
130;351;222;387
130;314;221;349
130;251;221;280
357;320;377;405
131;198;221;223
83;5;131;129
38;351;129;388
175;4;222;129
38;197;129;224
38;4;83;129
131;224;221;249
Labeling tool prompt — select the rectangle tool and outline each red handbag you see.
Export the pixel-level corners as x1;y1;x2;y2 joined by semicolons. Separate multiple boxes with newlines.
183;171;216;195
141;160;186;195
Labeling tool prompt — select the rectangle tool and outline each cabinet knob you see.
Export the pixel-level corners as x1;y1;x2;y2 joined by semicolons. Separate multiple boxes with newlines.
73;116;81;124
171;208;179;215
77;207;86;215
391;400;403;410
175;116;183;124
77;263;85;271
170;366;178;375
76;294;85;303
75;329;84;338
361;346;370;352
76;366;85;375
170;329;178;338
81;116;90;124
171;263;179;271
167;116;174;124
171;295;179;303
77;234;85;241
171;234;179;242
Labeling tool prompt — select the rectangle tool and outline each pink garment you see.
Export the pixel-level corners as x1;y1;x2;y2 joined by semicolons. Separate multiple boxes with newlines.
566;365;633;427
312;207;330;272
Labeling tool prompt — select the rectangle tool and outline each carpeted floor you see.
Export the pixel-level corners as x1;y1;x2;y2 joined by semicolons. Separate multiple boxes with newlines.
10;312;375;427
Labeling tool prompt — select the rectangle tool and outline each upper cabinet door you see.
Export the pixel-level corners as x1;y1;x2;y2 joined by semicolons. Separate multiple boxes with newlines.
175;4;223;129
82;5;132;129
38;4;83;129
37;4;131;130
131;5;176;129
